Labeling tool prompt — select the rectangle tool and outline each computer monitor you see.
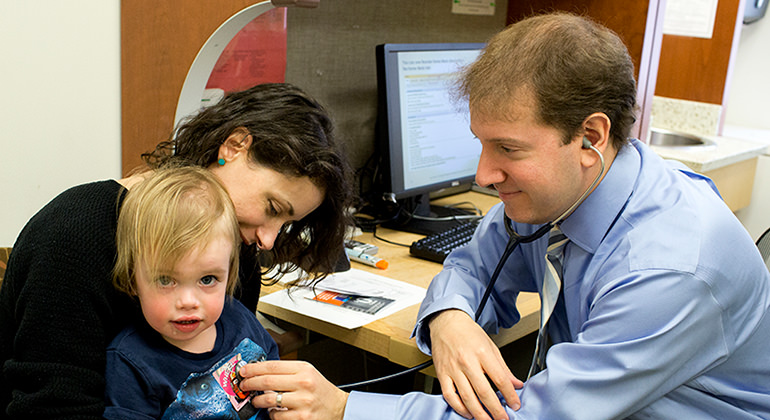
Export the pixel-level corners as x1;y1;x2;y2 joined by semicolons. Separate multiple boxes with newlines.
374;42;485;234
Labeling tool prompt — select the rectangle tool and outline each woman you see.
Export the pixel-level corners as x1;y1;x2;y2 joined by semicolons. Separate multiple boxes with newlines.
0;83;354;419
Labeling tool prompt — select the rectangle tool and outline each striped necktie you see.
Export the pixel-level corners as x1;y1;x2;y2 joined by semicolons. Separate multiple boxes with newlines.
528;225;569;379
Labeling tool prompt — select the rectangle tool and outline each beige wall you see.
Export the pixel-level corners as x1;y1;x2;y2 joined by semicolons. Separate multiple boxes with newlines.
726;11;770;240
725;13;770;130
0;1;121;246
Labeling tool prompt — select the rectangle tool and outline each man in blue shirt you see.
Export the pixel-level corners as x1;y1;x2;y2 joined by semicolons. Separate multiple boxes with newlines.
243;12;770;419
398;12;770;420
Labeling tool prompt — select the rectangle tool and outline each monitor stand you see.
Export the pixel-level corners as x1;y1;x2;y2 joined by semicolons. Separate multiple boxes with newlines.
382;193;474;236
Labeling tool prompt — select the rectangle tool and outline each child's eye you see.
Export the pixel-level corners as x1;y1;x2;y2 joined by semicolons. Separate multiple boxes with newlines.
156;276;174;287
200;275;218;286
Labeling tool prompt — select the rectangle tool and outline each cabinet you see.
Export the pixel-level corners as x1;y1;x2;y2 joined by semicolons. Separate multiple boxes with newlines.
652;0;744;133
654;0;743;107
703;157;757;211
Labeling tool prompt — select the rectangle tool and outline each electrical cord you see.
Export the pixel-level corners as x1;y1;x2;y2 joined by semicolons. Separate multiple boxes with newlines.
337;223;549;391
372;228;410;248
337;141;606;391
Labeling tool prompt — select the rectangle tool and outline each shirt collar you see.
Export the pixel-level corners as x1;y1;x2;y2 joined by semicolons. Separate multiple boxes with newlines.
559;140;641;253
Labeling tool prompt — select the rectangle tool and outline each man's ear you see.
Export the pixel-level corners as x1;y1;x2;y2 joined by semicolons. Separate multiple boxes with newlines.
581;113;611;151
218;128;252;163
580;113;611;168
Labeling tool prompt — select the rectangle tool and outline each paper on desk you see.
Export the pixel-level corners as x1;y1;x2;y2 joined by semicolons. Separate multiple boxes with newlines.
259;268;426;329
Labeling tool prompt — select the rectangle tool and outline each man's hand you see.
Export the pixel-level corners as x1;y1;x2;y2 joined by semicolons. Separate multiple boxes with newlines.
429;309;523;420
240;360;349;420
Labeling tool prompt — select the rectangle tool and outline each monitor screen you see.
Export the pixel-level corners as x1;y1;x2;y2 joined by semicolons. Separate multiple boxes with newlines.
375;43;484;202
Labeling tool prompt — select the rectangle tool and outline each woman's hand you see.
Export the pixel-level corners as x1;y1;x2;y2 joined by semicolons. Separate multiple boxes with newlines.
429;309;523;420
239;360;349;420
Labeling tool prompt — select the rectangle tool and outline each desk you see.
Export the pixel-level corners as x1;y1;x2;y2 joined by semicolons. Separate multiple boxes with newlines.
257;191;541;374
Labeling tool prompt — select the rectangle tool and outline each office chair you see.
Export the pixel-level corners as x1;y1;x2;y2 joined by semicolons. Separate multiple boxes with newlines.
757;228;770;272
0;247;11;287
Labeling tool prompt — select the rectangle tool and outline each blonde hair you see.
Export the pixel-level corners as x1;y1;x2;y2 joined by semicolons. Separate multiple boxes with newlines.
114;165;240;296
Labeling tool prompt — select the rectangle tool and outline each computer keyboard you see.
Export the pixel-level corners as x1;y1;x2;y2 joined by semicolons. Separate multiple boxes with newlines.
409;220;480;263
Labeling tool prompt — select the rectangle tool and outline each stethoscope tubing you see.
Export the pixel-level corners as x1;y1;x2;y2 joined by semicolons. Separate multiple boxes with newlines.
338;144;605;390
337;223;552;391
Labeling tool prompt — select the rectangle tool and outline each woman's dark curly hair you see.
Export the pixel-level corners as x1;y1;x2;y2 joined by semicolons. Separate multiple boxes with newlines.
142;83;355;284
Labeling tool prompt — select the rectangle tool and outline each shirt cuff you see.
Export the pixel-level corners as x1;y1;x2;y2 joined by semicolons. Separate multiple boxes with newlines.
344;391;399;420
411;312;438;355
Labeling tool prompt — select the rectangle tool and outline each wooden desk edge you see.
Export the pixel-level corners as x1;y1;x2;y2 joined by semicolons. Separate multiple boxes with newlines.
260;290;541;377
257;192;542;374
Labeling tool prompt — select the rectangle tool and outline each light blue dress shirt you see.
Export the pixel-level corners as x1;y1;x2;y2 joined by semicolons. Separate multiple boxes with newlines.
343;140;770;419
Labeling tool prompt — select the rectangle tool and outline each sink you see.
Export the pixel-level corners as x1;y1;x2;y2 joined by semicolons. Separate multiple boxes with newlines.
649;128;715;148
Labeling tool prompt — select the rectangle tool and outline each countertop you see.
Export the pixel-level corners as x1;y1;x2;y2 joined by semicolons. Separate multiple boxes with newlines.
648;125;770;173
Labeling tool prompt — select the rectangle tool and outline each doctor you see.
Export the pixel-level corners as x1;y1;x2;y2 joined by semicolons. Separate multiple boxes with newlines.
242;12;770;420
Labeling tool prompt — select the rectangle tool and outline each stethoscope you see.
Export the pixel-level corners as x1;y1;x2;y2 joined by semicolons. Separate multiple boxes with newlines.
339;137;606;390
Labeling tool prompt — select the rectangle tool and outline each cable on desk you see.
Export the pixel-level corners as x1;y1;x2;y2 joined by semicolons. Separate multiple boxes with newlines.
372;227;410;248
408;213;481;222
358;200;485;249
395;200;482;223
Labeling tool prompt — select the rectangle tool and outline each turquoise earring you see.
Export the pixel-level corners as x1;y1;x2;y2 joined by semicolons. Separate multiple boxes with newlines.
218;158;225;166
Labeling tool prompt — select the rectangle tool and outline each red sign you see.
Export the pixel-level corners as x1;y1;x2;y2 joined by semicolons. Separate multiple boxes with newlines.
206;8;287;93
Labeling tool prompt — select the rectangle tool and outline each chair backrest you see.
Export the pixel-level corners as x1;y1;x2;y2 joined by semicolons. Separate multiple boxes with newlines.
757;228;770;272
0;247;11;287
